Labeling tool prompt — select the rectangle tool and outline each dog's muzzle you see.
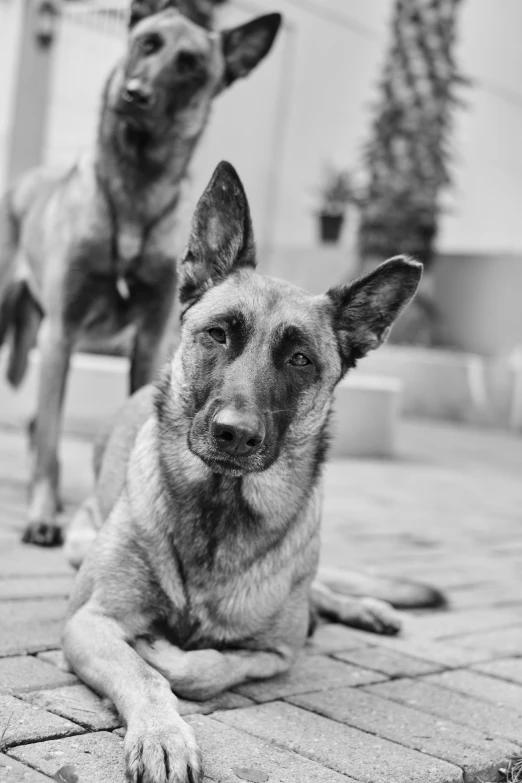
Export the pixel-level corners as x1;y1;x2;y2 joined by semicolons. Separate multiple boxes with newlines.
121;78;154;110
211;407;265;457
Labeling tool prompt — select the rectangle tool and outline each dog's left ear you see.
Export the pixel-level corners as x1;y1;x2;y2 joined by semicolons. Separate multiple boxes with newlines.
179;161;256;308
220;13;282;88
327;256;423;371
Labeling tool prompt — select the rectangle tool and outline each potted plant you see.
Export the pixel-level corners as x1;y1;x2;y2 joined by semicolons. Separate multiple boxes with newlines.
316;166;357;244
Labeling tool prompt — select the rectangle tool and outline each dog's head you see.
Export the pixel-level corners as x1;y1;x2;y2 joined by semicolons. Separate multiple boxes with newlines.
109;5;281;141
171;162;422;477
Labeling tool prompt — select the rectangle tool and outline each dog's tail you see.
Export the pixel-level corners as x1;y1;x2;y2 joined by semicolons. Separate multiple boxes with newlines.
317;567;446;610
0;191;43;387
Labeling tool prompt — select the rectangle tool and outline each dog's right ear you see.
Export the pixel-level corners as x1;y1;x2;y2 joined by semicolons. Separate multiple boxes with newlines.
179;161;256;308
327;256;423;373
220;13;282;88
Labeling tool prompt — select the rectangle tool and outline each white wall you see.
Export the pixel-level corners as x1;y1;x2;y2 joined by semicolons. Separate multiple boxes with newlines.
438;0;522;254
0;0;24;187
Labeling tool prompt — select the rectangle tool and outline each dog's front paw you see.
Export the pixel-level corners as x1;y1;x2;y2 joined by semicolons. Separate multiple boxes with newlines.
22;522;63;547
341;597;402;636
125;714;203;783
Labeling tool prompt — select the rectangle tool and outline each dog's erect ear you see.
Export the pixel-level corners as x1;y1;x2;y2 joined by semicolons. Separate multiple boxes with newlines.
220;14;282;88
179;161;256;308
327;256;422;371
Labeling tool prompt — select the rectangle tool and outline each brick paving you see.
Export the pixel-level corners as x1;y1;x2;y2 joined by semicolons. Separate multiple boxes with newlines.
0;418;521;782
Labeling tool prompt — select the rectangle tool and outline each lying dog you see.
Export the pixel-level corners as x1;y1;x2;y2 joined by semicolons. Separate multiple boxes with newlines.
0;1;281;547
63;161;425;783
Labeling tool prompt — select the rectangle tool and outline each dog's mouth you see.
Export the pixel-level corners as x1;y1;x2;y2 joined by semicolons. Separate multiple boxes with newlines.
187;407;280;477
187;433;272;477
114;91;159;124
192;448;261;477
114;101;155;122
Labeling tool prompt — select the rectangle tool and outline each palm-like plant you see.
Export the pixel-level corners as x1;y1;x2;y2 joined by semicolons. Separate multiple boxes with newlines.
358;0;468;268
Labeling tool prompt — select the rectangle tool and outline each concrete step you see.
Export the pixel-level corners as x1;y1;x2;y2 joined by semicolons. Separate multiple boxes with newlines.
330;375;402;459
0;350;403;458
353;345;522;431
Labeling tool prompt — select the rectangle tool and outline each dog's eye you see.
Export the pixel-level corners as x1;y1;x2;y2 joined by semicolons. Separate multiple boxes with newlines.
142;33;163;56
176;50;198;75
208;327;226;344
289;353;311;367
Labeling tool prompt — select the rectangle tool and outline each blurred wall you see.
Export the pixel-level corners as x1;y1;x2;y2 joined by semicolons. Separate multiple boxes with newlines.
438;0;522;254
1;0;522;258
0;0;24;186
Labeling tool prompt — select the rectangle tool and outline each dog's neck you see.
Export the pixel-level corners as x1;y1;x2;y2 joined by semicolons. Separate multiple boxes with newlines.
95;74;207;226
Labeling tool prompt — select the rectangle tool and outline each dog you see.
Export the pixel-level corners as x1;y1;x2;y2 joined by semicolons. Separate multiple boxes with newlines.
0;1;281;547
61;161;439;783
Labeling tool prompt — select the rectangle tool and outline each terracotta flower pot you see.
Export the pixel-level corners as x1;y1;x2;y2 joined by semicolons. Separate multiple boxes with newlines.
319;213;344;244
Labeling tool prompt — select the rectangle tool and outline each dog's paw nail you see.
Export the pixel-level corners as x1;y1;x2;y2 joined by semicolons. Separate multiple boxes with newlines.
126;716;202;783
359;597;402;635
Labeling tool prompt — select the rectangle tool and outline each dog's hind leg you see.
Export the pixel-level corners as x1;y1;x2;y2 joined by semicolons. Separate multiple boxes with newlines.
24;322;72;547
63;496;103;569
311;580;402;635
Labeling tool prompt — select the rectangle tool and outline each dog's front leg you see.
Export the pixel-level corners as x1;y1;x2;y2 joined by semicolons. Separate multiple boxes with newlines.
24;322;72;546
63;606;203;783
134;638;294;701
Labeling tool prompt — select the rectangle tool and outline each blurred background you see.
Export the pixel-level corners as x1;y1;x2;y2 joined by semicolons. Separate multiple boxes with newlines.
1;0;522;446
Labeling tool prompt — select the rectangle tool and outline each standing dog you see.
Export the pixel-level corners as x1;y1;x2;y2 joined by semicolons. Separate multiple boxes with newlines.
63;161;425;783
0;3;281;547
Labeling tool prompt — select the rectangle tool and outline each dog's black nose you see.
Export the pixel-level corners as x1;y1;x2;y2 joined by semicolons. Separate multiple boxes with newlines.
212;408;265;457
122;79;152;108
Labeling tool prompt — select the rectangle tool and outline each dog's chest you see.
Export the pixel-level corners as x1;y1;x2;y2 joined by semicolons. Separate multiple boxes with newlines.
65;243;176;336
162;557;297;650
129;425;320;651
161;513;318;650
